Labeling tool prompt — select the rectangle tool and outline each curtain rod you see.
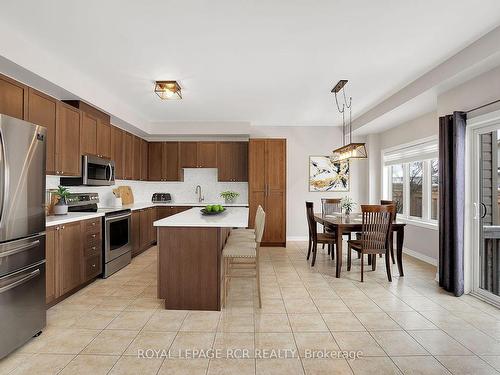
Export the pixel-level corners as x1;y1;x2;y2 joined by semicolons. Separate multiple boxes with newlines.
466;99;500;114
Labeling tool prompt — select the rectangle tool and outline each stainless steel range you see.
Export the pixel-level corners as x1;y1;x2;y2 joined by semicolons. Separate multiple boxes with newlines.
103;209;131;278
65;193;132;278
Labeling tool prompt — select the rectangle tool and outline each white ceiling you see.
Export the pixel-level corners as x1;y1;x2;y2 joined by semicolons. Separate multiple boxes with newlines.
1;0;500;132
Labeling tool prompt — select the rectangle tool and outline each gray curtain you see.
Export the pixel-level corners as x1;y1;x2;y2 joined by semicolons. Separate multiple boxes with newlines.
438;111;466;296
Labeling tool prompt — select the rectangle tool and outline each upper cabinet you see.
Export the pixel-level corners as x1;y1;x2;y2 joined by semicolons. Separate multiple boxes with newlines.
56;102;81;176
148;141;181;181
27;89;57;174
111;126;124;179
27;89;80;176
96;121;111;159
140;139;148;181
197;142;217;168
217;142;248;182
132;135;141;180
123;132;134;180
0;73;27;120
80;112;98;156
179;141;217;168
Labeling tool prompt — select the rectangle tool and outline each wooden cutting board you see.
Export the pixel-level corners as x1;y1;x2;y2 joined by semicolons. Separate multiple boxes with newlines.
116;186;134;205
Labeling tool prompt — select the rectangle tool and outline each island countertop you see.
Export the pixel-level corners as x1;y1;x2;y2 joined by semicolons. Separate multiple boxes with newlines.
154;207;249;228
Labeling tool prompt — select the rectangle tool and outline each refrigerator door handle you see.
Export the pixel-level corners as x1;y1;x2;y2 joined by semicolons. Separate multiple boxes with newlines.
0;127;8;228
0;240;40;259
0;268;41;294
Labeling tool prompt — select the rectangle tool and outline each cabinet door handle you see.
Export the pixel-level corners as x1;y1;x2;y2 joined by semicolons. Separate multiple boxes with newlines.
92;234;96;238
61;225;65;229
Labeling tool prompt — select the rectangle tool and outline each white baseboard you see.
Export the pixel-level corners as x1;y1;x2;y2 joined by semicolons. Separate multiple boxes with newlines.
403;247;438;266
287;236;308;242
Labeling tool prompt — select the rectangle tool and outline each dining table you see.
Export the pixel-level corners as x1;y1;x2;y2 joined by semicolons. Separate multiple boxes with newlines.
314;212;406;278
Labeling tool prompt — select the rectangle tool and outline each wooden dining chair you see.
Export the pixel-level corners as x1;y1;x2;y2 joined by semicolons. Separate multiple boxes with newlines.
380;200;396;264
347;205;393;282
306;202;336;266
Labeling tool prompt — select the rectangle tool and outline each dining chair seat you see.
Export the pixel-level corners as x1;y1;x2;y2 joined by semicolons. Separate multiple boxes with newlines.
317;232;336;243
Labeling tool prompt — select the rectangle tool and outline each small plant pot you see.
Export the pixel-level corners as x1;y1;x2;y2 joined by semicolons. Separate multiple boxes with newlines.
54;203;68;215
224;197;236;204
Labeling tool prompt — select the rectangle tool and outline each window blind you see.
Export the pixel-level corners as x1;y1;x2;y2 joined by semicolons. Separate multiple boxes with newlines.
383;138;438;166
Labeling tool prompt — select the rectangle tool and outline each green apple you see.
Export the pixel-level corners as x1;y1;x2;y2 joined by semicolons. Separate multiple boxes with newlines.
205;205;212;212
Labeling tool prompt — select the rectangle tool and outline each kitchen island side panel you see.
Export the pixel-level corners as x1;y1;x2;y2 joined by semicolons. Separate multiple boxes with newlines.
158;226;222;311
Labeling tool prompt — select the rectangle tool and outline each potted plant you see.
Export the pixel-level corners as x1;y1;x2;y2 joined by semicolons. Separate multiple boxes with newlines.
53;185;70;215
220;191;239;204
340;196;356;216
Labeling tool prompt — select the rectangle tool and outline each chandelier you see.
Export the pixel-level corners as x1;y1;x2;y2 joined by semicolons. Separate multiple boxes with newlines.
331;80;367;161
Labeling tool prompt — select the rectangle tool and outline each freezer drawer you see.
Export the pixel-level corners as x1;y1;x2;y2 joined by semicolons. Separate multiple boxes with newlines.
0;261;46;359
0;233;45;277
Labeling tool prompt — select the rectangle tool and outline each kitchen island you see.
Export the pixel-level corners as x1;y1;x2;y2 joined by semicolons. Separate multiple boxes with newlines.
154;207;249;311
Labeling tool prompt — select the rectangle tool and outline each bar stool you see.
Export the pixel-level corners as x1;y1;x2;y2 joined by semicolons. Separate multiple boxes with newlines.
222;206;266;308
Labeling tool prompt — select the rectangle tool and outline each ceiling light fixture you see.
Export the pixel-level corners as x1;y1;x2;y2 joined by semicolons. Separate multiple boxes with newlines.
331;80;367;162
154;80;182;100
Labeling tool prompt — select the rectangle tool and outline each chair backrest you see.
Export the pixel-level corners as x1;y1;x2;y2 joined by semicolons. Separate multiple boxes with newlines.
322;198;341;215
380;200;397;221
360;204;393;251
305;202;317;240
255;206;266;243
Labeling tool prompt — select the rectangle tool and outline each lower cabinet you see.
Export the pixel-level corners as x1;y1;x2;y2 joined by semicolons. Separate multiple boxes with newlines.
157;206;191;220
45;218;102;305
131;207;158;258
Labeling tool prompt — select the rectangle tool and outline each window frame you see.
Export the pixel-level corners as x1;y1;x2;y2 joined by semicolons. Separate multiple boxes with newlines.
382;138;439;230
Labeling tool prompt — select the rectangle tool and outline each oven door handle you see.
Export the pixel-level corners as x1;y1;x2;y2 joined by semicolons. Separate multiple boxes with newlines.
105;213;131;222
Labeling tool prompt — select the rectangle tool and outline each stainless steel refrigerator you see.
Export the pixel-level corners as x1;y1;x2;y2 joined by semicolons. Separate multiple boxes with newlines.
0;114;47;359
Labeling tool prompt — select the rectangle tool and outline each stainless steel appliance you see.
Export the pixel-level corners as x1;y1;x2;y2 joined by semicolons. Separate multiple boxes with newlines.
66;192;99;212
0;114;46;359
60;155;115;186
152;193;172;203
103;209;131;278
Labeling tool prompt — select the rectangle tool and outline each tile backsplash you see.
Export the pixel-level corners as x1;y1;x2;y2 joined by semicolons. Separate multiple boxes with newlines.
46;168;248;207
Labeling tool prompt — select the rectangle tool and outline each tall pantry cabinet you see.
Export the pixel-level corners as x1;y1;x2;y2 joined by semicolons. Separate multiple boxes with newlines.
249;139;286;246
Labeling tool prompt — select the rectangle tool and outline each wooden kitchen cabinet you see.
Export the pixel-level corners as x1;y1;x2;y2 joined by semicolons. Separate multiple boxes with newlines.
180;142;198;168
80;112;98;157
179;141;217;168
148;142;163;181
164;142;180;180
58;221;83;295
131;210;141;257
249;139;286;246
148;142;180;181
96;120;111;159
111;126;124;179
139;209;150;251
149;207;157;244
27;88;57;174
0;73;27;120
133;135;141;180
56;102;81;176
217;142;248;182
45;227;57;304
123;132;133;179
45;218;102;305
197;142;217;167
140;139;148;181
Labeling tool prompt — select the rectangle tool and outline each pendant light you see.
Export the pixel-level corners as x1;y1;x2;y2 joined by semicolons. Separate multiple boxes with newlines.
331;80;367;161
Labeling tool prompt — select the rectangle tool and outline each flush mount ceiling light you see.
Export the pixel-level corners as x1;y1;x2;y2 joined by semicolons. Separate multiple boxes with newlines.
154;80;182;100
331;80;367;162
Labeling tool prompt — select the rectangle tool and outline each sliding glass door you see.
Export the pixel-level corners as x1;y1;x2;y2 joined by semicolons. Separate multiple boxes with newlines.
470;117;500;307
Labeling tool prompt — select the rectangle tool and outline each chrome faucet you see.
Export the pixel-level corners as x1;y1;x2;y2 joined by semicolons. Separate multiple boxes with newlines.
195;185;204;203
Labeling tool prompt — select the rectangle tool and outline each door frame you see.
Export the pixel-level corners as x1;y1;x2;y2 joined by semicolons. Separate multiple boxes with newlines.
466;109;500;307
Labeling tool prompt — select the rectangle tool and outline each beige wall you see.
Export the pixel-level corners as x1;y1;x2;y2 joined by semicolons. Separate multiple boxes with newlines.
249;126;368;239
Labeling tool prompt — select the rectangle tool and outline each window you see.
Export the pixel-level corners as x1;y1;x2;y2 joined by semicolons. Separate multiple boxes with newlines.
431;159;439;220
391;165;404;214
383;138;438;226
409;161;423;218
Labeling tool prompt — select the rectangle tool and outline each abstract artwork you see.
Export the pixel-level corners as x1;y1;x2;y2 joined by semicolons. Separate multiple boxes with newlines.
309;156;350;192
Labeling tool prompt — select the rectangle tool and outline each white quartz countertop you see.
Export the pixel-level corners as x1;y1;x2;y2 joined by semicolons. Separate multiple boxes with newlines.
154;207;249;228
46;202;249;227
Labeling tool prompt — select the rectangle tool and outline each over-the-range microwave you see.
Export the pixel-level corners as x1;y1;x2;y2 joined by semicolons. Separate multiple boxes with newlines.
60;155;115;186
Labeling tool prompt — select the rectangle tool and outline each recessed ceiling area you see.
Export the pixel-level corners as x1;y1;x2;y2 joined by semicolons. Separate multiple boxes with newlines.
1;0;500;134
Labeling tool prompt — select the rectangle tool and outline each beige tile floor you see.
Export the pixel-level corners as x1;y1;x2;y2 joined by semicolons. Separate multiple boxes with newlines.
1;241;500;374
